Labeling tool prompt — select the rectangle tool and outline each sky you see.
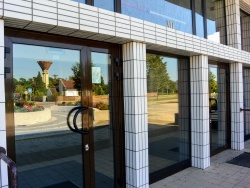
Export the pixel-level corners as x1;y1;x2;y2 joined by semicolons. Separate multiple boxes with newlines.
13;44;110;84
162;57;178;81
14;44;181;86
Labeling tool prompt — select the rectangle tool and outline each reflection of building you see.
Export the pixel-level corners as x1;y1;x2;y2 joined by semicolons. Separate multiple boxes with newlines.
58;79;78;96
37;61;53;89
46;88;58;97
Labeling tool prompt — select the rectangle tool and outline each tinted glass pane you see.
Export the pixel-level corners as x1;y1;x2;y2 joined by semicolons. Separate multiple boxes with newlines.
72;0;86;3
243;68;250;138
195;0;204;38
13;44;84;187
147;54;190;174
241;11;250;52
122;0;192;34
95;0;114;11
209;65;228;152
91;52;114;188
206;0;226;44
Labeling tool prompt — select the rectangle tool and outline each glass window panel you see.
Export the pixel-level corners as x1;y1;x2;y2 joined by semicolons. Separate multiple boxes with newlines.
206;0;226;44
240;10;250;52
209;65;228;153
91;52;114;188
122;0;192;34
147;54;190;175
243;68;250;138
72;0;86;3
94;0;114;11
195;0;204;38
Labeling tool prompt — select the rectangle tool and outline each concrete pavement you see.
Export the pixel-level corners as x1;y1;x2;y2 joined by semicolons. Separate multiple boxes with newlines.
150;140;250;188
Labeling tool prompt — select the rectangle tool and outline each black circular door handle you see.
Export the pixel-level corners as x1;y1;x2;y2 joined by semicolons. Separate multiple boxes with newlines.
67;106;89;134
67;107;81;133
73;106;89;135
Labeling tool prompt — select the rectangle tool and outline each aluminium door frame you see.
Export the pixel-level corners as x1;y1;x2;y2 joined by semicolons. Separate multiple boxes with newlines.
4;28;125;188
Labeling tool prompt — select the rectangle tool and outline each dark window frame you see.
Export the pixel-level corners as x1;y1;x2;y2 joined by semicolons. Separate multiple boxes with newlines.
208;61;231;156
146;49;192;184
84;0;227;41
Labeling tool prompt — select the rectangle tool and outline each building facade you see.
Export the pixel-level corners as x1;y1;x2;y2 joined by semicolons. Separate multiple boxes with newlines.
1;0;250;187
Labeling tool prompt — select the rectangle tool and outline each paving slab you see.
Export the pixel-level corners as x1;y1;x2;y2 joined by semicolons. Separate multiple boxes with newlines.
150;140;250;188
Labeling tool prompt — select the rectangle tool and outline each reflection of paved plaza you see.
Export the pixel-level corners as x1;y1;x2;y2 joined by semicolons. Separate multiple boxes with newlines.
15;110;114;188
15;99;187;187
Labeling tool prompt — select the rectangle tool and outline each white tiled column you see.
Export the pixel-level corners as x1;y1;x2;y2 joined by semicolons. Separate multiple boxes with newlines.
190;55;210;169
123;42;149;188
230;62;244;150
225;0;241;49
243;68;250;136
0;19;8;187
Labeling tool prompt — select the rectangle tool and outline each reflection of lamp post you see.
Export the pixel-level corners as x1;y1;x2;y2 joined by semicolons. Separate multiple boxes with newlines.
32;78;35;102
24;90;28;101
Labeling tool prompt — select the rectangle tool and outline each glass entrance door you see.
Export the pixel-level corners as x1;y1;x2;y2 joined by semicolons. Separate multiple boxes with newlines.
91;52;114;188
209;63;230;155
9;41;119;188
13;43;85;187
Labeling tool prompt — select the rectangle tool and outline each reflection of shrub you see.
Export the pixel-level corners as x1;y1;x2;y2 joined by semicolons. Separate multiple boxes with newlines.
47;95;56;102
14;103;44;112
75;101;81;106
95;101;109;110
16;101;35;107
68;102;74;106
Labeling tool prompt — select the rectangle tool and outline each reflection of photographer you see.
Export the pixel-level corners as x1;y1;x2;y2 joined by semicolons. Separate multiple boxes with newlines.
209;98;218;129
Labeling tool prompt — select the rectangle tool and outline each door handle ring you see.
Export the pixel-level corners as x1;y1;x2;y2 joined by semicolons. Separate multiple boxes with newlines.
73;106;89;135
67;107;82;133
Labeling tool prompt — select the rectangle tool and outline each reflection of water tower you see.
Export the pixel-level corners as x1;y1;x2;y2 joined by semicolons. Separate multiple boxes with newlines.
37;61;53;89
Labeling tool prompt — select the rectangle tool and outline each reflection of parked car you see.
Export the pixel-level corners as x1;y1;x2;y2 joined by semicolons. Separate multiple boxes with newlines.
209;98;218;129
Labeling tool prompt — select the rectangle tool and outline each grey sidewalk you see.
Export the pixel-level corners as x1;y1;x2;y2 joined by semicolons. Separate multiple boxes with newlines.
150;140;250;188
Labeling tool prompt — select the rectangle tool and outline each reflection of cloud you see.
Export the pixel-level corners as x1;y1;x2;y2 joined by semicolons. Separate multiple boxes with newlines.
208;32;220;43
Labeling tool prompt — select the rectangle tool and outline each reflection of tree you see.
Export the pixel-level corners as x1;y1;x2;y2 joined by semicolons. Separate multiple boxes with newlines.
92;76;108;95
71;62;81;91
14;71;46;100
15;85;24;95
14;77;32;98
209;71;217;93
71;62;108;95
146;54;170;99
48;77;60;89
168;80;178;93
34;71;46;96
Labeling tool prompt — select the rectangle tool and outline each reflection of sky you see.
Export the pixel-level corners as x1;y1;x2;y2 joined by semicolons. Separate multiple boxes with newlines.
72;0;85;3
122;0;192;34
162;57;177;81
13;44;80;80
72;0;114;11
14;44;111;85
207;19;216;36
94;0;114;11
210;66;217;81
196;14;204;38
